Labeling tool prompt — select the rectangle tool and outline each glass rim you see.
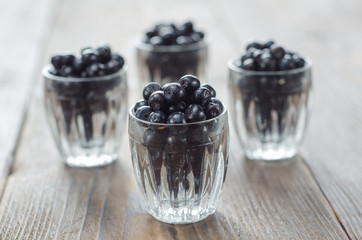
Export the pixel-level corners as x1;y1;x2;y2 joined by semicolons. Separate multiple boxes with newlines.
42;64;127;82
129;103;227;127
227;57;312;75
135;38;208;53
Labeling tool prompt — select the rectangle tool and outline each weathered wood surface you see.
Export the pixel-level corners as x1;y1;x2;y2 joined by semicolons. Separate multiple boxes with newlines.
0;0;361;239
0;0;58;195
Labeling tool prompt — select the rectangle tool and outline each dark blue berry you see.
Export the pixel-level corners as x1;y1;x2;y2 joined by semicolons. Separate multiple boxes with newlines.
270;45;286;59
135;106;153;121
112;54;125;68
148;90;167;111
96;44;112;63
51;55;63;69
148;111;167;123
82;49;97;65
246;41;263;50
168;101;186;114
204;98;224;119
143;82;162;100
167;112;188;135
201;84;216;98
191;87;212;106
185;104;206;122
179;75;200;95
263;40;275;49
63;54;75;66
167;111;187;124
241;58;256;71
164;83;186;104
182;21;194;34
134;99;148;113
278;55;295;70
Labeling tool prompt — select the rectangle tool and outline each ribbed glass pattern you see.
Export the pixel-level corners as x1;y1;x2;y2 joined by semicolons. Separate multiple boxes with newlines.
128;108;229;224
43;66;128;167
228;59;312;160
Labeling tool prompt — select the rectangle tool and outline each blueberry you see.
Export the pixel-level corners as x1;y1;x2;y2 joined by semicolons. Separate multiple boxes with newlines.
191;87;212;106
182;21;194;34
86;63;99;77
112;54;125;68
82;49;97;65
143;82;162;100
176;36;192;45
167;112;188;135
63;54;75;66
97;63;106;76
270;45;286;59
143;129;167;148
96;44;112;63
201;84;216;98
60;65;74;77
179;75;200;95
135;106;153;121
204;98;224;119
263;40;275;49
148;110;167;123
149;36;163;45
148;90;167;111
165;135;187;169
164;83;186;104
292;54;306;68
246;41;263;50
168;101;186;114
185;104;206;122
278;55;296;70
51;55;63;69
257;52;277;71
72;58;85;75
187;125;209;143
241;58;256;71
106;60;122;74
161;33;174;45
134;99;148;113
167;111;187;124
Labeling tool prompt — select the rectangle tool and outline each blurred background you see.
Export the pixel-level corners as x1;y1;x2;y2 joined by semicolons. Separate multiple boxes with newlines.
0;0;361;238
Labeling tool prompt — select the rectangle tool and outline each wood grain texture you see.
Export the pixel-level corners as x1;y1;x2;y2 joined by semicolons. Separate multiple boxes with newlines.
216;0;362;238
0;0;58;195
0;0;360;239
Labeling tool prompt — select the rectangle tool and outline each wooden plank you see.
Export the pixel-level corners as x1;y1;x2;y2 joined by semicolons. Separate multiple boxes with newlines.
0;0;59;195
0;0;356;239
217;0;362;238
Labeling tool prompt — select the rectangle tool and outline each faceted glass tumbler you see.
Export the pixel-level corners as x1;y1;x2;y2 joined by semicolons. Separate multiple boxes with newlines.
43;65;128;167
228;58;312;161
128;106;229;224
136;40;208;86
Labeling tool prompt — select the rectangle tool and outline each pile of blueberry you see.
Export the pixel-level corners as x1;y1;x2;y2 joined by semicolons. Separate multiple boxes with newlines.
143;21;205;46
134;75;223;124
133;75;224;198
236;40;307;138
140;21;207;84
49;43;125;78
238;40;306;71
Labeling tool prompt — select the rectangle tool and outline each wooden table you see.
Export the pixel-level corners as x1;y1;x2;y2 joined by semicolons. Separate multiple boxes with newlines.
0;0;361;239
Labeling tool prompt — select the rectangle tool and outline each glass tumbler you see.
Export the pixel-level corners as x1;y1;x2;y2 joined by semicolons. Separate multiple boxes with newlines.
228;58;312;160
128;106;229;224
43;65;128;167
136;40;208;86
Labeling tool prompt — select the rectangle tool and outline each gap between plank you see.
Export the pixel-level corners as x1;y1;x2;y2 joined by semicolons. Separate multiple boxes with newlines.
0;0;63;204
301;156;352;240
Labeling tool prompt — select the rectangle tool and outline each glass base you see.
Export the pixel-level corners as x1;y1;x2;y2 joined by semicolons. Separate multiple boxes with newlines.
245;148;297;161
65;154;117;167
148;201;216;224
